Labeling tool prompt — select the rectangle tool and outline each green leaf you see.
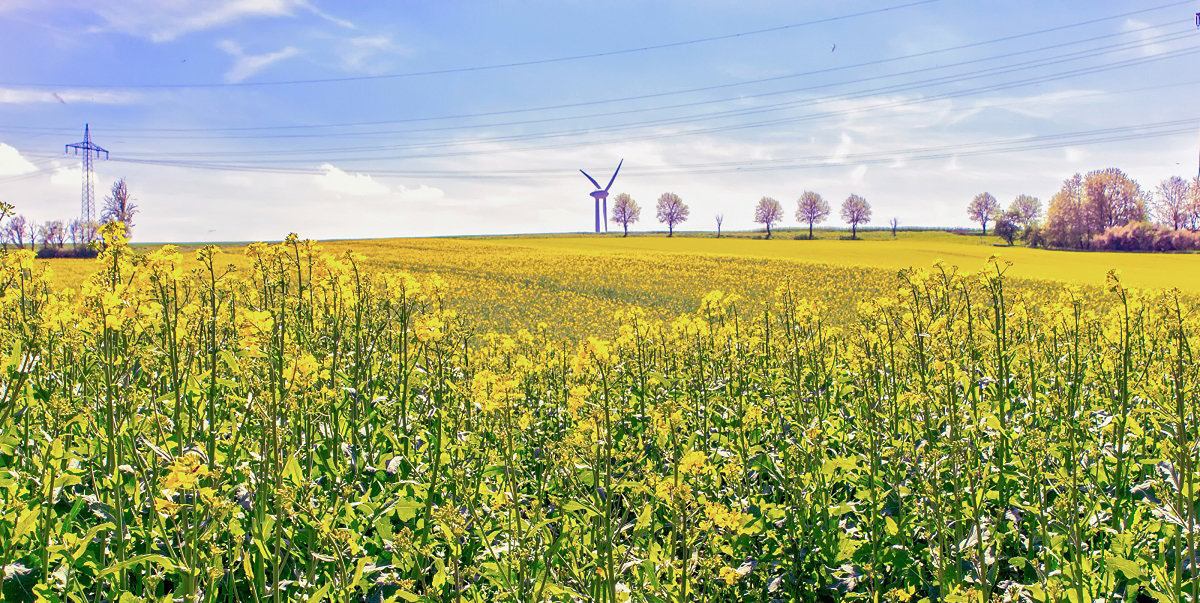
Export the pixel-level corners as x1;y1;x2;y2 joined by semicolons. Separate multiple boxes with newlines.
884;516;898;536
306;582;331;603
1104;554;1142;579
636;504;653;531
562;500;598;517
393;498;421;522
14;507;38;540
821;456;857;477
282;455;304;486
95;554;177;578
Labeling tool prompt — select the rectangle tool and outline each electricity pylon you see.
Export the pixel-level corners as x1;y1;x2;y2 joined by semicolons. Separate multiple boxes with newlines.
65;124;108;238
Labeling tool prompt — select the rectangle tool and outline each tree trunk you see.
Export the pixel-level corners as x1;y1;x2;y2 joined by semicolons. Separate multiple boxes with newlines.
852;223;857;239
669;224;674;237
766;223;771;239
623;223;628;237
808;222;813;239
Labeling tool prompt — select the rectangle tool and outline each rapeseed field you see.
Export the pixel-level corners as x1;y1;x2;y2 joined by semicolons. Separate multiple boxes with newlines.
2;226;1198;602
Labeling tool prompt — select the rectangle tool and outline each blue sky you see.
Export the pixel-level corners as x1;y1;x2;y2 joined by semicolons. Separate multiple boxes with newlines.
1;0;1198;241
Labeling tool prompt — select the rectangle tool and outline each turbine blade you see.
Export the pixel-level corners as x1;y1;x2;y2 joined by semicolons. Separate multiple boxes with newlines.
604;159;623;191
580;169;601;190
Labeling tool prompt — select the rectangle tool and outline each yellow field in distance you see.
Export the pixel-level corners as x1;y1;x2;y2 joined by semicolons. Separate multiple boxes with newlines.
32;230;1198;339
491;230;1200;293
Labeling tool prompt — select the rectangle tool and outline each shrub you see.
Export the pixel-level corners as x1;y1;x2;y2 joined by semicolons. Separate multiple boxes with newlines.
1087;221;1200;252
34;246;100;259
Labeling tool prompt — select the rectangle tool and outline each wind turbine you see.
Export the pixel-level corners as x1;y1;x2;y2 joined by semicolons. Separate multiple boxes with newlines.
579;159;622;233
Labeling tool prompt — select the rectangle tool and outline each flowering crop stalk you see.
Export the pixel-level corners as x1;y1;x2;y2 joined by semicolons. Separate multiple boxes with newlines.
1108;272;1135;533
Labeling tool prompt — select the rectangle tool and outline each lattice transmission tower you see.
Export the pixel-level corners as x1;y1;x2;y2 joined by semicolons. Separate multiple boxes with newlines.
65;124;108;234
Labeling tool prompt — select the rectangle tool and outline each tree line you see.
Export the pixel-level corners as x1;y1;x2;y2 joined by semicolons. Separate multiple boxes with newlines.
0;178;138;257
966;170;1200;251
608;191;878;239
604;169;1200;252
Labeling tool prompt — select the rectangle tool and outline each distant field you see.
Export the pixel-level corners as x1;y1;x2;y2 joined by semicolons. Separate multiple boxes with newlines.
490;230;1200;293
32;230;1199;338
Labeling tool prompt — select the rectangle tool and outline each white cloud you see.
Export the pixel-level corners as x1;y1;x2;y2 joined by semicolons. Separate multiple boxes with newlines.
81;0;352;42
0;143;38;176
828;133;853;164
394;183;444;203
315;163;389;196
1123;19;1168;57
849;164;868;183
50;165;82;188
0;87;142;104
219;40;301;83
1064;147;1087;164
337;35;408;74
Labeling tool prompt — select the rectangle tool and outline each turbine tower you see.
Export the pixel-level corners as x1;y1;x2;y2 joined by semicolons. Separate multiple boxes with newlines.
65;124;108;235
579;159;622;233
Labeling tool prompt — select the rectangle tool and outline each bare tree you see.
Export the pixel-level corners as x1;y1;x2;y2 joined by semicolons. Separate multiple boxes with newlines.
1155;176;1191;230
967;192;1000;235
795;191;830;240
754;196;784;239
1190;176;1200;231
0;202;11;251
609;193;640;237
82;220;100;245
67;219;83;248
102;178;138;239
715;214;724;238
1008;194;1042;227
45;220;66;248
34;222;51;250
656;192;689;237
4;214;28;249
889;217;899;237
840;194;871;239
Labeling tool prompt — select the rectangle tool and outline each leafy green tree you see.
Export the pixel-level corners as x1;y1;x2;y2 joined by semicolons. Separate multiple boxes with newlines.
994;210;1020;245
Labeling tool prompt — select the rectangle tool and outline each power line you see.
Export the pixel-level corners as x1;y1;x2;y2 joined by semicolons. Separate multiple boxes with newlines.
84;119;1197;179
95;41;1200;163
48;20;1192;144
2;0;1191;134
0;0;942;89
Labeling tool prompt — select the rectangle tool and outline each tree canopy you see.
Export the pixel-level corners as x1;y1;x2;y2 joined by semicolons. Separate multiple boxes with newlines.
754;197;784;238
840;194;871;239
656;192;689;237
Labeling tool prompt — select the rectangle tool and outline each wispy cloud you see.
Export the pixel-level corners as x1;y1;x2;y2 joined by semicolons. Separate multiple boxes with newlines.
828;133;853;164
1123;19;1168;57
0;87;142;104
79;0;352;42
218;40;301;83
337;35;408;74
